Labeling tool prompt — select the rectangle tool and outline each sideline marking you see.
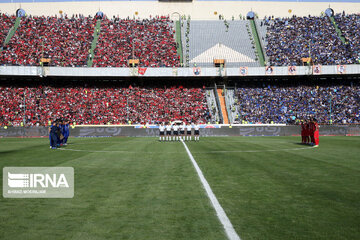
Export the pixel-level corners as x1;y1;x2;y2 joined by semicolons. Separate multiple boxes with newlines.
58;146;315;154
180;139;241;240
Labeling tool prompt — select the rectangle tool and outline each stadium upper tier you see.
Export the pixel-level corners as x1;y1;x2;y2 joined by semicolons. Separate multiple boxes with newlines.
0;86;210;126
0;14;360;67
93;16;179;67
1;15;94;66
259;15;356;66
182;20;260;67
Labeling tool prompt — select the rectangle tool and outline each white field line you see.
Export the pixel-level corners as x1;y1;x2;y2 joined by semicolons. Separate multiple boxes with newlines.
58;146;315;154
180;139;241;240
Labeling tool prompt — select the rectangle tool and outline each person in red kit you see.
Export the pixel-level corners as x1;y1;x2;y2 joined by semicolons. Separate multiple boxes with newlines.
309;119;315;146
301;120;306;144
305;120;310;144
313;118;319;147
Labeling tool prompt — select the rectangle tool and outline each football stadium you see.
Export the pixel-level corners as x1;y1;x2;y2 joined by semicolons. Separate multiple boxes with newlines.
0;0;360;239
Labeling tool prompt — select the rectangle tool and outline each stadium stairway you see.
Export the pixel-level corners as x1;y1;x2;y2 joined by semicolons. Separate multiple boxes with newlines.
329;16;346;44
217;89;229;124
205;89;221;123
87;19;101;67
1;17;21;52
224;88;238;124
249;19;265;66
175;20;184;65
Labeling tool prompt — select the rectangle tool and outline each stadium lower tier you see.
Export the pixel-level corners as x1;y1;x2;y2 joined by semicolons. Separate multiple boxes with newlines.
1;82;359;126
233;84;360;124
0;86;210;126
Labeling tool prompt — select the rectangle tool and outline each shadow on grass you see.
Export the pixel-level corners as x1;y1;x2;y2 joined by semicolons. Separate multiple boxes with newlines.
0;149;20;155
294;142;314;147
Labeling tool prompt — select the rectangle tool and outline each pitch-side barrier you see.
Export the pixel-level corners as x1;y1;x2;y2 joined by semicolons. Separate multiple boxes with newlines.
0;125;359;138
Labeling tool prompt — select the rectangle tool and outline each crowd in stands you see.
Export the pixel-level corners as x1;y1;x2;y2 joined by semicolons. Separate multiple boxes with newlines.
0;14;94;67
0;86;209;126
2;12;360;67
234;84;360;124
93;16;180;67
334;13;360;64
263;15;354;66
0;13;15;46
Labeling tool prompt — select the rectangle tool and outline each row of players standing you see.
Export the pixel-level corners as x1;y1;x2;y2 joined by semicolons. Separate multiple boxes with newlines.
301;119;319;147
159;123;200;141
49;120;70;149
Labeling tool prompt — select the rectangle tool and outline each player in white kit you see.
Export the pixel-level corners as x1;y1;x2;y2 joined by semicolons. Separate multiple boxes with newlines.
166;124;172;141
159;123;165;141
180;123;186;141
194;123;200;141
186;124;192;141
173;124;179;141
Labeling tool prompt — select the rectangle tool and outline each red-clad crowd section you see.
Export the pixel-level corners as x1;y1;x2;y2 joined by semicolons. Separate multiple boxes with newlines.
0;15;179;67
93;16;180;67
0;86;209;126
1;15;95;67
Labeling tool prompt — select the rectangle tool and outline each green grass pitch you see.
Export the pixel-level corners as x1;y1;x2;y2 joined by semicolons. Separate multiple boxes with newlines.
0;136;359;240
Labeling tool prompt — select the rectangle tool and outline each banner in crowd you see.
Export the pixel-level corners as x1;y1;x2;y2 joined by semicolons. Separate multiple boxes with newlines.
265;66;274;75
193;67;201;76
138;67;147;75
239;67;248;76
337;65;346;74
313;65;322;75
288;66;297;75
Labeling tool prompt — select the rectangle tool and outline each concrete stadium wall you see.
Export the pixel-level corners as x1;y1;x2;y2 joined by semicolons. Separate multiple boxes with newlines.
0;125;359;138
0;1;359;19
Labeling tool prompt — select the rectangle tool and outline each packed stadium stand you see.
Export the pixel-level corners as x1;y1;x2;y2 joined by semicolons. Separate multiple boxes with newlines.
0;15;95;67
0;13;15;46
334;13;360;64
1;12;360;68
260;15;355;66
232;83;360;124
0;84;210;126
93;16;180;67
182;20;260;67
0;10;359;126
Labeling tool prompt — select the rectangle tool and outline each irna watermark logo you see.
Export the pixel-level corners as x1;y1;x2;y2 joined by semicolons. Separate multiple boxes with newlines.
3;167;74;198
